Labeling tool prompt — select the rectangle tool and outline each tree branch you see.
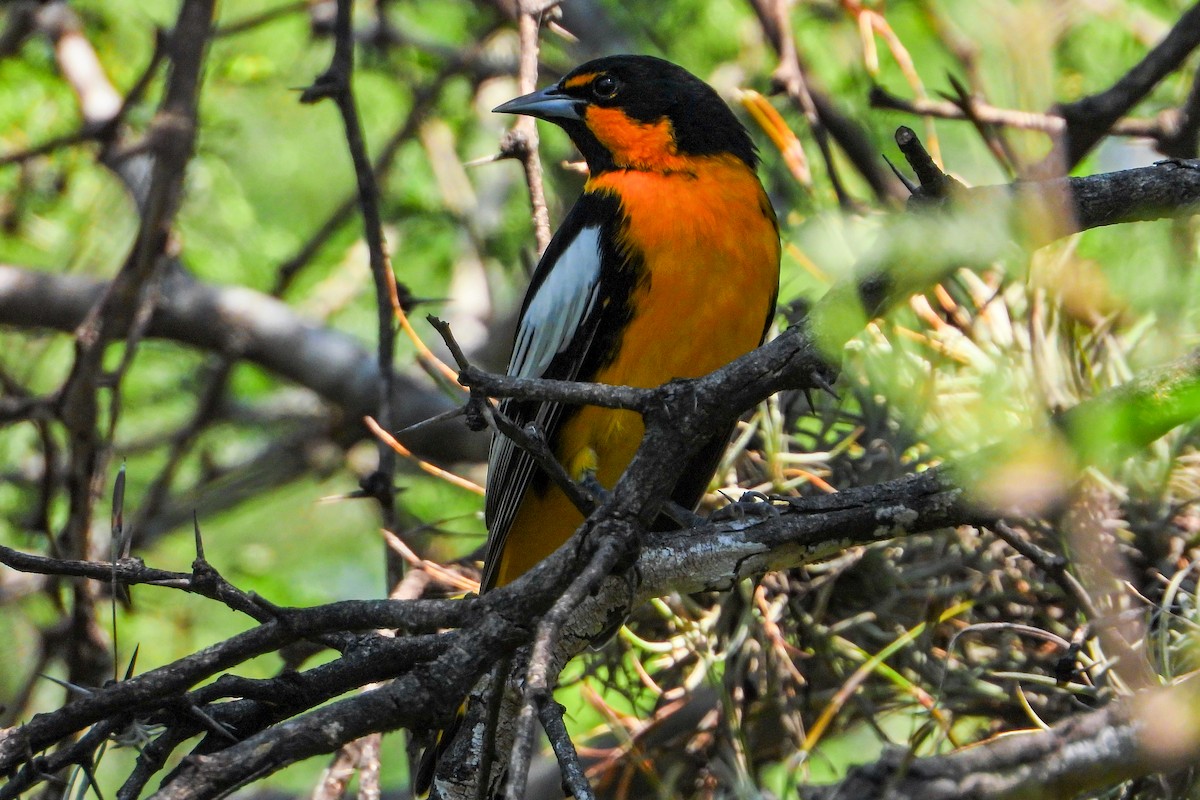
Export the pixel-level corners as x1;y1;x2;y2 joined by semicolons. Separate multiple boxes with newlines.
299;0;405;527
807;676;1200;800
0;266;482;465
1052;1;1200;169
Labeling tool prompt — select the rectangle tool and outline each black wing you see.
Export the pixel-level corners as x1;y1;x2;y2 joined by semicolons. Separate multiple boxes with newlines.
480;191;630;591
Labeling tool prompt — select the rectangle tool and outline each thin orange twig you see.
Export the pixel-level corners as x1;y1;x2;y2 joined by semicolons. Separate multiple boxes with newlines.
380;527;480;592
365;415;484;495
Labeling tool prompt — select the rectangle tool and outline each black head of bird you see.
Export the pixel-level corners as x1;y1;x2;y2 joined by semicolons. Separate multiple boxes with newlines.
493;54;758;174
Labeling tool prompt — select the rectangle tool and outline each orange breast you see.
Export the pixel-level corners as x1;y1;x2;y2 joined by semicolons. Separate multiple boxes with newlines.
492;155;780;587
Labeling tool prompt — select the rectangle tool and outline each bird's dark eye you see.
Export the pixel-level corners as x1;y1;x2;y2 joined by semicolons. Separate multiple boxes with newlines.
592;75;619;99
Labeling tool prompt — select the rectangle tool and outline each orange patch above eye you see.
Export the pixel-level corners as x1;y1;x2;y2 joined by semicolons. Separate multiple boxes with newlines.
563;72;599;90
583;106;689;172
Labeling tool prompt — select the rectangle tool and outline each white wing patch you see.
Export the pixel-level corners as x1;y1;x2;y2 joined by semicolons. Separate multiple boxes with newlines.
482;223;608;591
508;226;603;380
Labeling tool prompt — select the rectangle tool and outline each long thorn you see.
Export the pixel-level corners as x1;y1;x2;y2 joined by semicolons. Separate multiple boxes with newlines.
193;511;205;563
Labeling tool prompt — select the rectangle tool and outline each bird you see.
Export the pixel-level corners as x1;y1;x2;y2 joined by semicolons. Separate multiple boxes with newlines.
416;54;780;795
481;54;781;591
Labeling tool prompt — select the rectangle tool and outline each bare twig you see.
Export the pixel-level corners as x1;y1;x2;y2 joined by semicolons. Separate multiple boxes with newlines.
808;676;1200;800
505;538;623;799
130;357;236;538
991;520;1101;620
312;737;364;800
41;3;122;128
1159;61;1200;159
752;0;852;206
510;0;552;254
869;85;1161;137
1;544;268;622
427;313;604;528
0;127;96;167
1049;1;1200;170
537;698;595;800
748;0;903;203
942;74;1020;177
482;402;604;517
40;0;216;705
299;0;404;527
274;72;453;295
461;365;648;411
213;0;309;38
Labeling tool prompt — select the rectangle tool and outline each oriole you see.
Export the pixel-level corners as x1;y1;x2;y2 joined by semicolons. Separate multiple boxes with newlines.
482;54;781;590
416;55;779;794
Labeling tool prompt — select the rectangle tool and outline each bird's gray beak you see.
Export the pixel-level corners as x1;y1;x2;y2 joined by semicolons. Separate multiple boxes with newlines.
493;85;581;121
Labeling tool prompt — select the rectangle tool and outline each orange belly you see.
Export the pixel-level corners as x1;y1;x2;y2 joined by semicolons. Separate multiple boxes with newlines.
491;156;779;587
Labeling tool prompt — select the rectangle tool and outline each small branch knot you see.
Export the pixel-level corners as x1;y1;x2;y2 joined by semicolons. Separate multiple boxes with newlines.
465;394;489;432
299;69;345;105
499;128;532;160
894;126;965;206
358;469;396;506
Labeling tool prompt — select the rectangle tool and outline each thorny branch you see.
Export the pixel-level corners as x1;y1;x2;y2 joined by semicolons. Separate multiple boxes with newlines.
5;135;1200;796
1050;1;1200;170
2;324;1200;795
872;1;1200;173
505;537;625;800
808;676;1200;800
300;0;404;529
43;0;216;716
414;137;1200;797
0;462;964;789
6;3;1200;799
870;84;1162;139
